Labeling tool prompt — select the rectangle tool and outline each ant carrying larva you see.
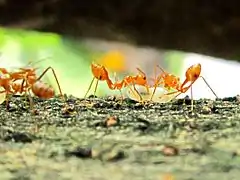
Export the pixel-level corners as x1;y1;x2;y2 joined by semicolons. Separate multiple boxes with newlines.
126;63;218;110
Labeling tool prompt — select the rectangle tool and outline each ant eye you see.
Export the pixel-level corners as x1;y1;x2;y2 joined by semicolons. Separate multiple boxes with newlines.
194;74;199;78
143;77;146;80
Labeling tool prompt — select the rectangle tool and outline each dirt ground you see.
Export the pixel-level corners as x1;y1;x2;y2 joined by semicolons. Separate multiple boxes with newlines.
0;95;240;180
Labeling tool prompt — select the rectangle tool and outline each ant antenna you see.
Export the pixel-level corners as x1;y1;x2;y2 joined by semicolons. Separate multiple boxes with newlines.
25;56;52;67
136;67;146;76
156;65;166;74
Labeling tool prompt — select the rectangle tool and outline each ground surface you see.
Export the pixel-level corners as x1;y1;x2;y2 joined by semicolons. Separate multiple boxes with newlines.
0;95;240;180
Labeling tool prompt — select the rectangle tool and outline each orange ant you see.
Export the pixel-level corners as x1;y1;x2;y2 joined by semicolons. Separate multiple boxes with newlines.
0;61;64;111
84;63;115;98
113;67;149;101
0;67;28;108
85;62;149;100
12;66;65;110
151;63;218;110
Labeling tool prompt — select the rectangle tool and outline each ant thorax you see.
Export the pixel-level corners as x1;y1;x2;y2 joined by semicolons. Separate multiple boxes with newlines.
163;74;181;90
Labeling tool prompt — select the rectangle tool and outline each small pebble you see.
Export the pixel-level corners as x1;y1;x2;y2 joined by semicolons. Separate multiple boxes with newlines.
65;147;92;158
161;145;179;156
104;116;119;127
201;105;212;114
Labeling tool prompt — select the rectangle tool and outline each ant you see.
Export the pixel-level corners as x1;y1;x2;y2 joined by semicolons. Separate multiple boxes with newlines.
0;67;28;109
13;66;65;111
85;62;149;101
84;49;127;98
151;63;218;111
84;63;115;98
113;67;149;101
0;60;65;111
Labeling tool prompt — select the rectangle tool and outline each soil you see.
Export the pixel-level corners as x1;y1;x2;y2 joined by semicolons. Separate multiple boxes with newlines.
0;95;240;180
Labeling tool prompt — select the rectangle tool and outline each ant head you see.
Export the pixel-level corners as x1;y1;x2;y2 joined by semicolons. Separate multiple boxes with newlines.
135;68;147;85
91;63;109;81
136;75;147;85
186;63;201;81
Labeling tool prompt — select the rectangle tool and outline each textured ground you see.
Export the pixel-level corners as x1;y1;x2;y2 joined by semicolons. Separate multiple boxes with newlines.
0;95;240;180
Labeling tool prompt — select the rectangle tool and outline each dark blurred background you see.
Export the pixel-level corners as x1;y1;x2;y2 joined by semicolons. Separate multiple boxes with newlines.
0;0;240;60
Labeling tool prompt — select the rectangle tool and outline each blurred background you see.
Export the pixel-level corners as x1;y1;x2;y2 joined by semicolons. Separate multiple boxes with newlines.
1;1;240;100
1;27;240;100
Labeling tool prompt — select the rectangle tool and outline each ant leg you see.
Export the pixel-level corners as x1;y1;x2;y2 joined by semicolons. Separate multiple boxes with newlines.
84;77;95;98
151;76;165;101
119;89;123;102
93;79;99;97
136;67;149;94
126;77;143;102
4;92;12;111
190;86;194;111
36;66;72;112
150;84;158;101
129;81;143;102
150;65;166;101
21;79;27;93
27;89;34;112
163;90;180;96
13;78;31;108
127;85;142;101
120;79;141;101
200;76;218;98
113;72;123;101
21;87;32;108
158;90;181;103
5;94;9;110
36;66;64;101
0;90;11;110
0;90;9;110
150;64;158;101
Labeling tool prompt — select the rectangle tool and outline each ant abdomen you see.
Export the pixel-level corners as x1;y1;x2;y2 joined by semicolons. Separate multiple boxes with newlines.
31;81;55;99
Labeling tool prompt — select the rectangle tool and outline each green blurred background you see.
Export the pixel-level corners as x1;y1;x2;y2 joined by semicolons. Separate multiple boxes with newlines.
0;27;186;98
